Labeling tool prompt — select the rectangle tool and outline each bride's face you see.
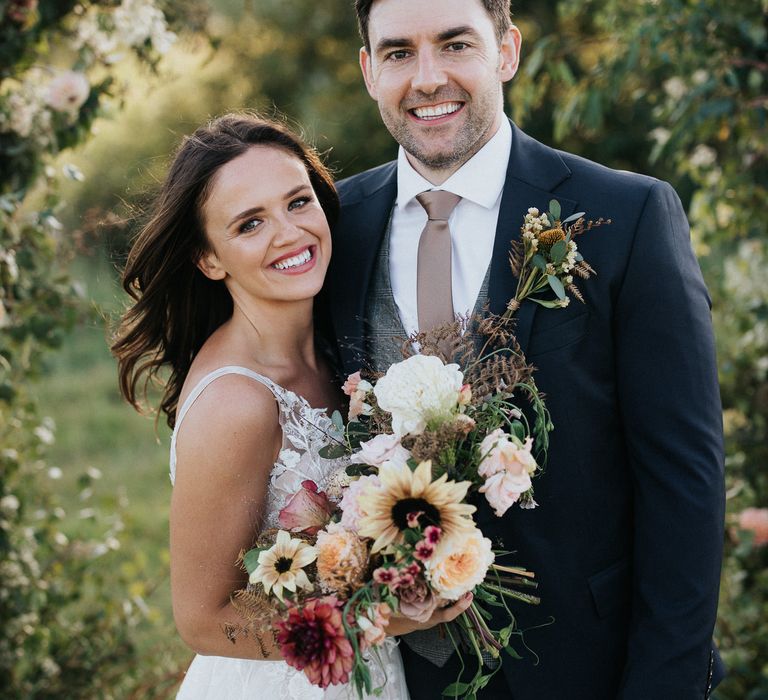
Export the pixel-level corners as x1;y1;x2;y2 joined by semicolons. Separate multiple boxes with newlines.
198;145;332;305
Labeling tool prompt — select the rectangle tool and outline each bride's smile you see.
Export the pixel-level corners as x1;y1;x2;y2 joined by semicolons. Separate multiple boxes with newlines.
197;144;332;306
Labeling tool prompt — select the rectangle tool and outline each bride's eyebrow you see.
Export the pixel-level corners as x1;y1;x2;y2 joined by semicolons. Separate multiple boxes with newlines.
226;185;311;228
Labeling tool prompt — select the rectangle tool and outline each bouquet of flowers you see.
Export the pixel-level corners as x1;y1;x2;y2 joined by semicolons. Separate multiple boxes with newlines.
231;201;604;698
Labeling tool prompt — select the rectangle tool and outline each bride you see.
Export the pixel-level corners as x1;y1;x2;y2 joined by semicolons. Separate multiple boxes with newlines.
111;113;471;699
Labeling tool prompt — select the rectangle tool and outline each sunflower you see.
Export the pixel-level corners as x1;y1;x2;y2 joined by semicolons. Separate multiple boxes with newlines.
250;530;317;602
357;460;476;553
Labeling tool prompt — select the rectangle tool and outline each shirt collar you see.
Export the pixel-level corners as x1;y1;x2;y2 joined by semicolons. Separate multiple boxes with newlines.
396;117;511;211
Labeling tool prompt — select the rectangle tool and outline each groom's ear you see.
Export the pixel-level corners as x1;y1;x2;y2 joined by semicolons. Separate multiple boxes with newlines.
359;46;379;100
196;250;227;281
499;25;522;83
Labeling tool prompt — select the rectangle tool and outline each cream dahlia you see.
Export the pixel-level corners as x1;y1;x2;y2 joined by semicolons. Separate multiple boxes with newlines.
357;460;476;553
249;530;317;602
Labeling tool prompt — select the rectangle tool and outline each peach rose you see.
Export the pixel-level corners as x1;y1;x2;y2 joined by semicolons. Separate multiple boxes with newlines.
315;523;369;593
425;527;494;601
738;507;768;546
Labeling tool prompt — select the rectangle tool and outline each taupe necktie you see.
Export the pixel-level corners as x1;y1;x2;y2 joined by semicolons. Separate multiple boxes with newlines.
415;190;461;332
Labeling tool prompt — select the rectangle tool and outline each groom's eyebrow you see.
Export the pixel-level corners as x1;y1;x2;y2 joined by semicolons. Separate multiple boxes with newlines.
227;185;310;228
374;25;478;55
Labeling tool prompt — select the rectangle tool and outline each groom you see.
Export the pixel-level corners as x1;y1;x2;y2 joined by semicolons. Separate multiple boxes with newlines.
324;0;726;698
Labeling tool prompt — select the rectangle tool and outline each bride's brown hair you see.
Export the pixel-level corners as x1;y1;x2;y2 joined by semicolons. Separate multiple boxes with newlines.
111;113;339;428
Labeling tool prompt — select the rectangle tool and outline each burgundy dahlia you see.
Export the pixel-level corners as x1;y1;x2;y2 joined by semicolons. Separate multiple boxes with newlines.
275;596;355;688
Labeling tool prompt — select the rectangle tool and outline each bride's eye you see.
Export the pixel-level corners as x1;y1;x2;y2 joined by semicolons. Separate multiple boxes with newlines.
288;196;312;211
238;217;262;234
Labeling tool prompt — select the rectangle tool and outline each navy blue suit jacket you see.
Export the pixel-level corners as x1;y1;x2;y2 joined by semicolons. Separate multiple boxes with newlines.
324;122;725;699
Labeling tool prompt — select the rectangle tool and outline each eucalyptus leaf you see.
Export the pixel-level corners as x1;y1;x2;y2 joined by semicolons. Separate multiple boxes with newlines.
442;682;471;696
330;410;344;432
547;275;567;300
548;199;561;221
243;548;264;574
511;420;526;440
562;211;585;224
318;443;348;459
531;254;546;271
550;239;567;264
532;298;563;308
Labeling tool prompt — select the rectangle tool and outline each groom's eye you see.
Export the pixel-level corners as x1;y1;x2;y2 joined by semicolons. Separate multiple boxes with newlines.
385;49;410;62
446;42;468;52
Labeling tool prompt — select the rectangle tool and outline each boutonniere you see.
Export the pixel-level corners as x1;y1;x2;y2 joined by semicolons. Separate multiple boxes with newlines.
506;199;610;316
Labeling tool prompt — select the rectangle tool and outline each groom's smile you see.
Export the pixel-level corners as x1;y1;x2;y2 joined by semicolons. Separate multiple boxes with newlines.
359;0;520;183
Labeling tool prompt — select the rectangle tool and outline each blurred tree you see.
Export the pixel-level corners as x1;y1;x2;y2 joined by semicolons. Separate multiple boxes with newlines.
0;1;208;696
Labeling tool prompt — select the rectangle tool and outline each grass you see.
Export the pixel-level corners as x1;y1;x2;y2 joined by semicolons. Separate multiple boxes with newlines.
30;255;193;694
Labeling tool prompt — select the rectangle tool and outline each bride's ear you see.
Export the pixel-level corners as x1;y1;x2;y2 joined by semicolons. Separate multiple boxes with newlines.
196;250;226;281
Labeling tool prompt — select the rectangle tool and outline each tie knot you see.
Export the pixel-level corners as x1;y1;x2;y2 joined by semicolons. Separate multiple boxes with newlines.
416;190;461;221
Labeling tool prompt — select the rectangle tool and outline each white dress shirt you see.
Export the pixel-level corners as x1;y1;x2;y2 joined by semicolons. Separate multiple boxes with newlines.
389;118;512;336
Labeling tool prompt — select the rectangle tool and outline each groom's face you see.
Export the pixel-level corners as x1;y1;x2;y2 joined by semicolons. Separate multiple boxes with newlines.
360;0;520;181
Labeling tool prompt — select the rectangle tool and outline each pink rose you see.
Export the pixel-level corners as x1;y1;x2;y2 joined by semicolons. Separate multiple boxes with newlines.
358;602;392;649
278;480;334;535
339;474;381;533
397;576;439;623
479;470;532;517
343;371;373;420
738;507;768;546
355;433;411;468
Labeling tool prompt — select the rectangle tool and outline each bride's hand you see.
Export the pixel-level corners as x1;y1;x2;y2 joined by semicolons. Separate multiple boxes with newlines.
385;593;473;637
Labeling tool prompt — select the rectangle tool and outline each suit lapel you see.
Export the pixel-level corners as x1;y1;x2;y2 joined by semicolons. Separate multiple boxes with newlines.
329;163;397;374
488;122;578;356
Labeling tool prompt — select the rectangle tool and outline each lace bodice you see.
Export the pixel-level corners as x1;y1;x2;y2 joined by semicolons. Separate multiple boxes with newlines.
170;365;348;528
169;366;410;700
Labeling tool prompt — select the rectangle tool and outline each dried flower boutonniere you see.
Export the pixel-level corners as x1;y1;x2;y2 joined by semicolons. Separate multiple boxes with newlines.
506;199;610;317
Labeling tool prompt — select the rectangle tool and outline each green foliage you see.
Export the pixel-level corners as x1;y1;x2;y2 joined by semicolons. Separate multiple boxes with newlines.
0;1;204;696
513;2;768;696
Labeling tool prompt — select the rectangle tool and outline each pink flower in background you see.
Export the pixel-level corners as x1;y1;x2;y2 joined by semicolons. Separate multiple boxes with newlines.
6;0;37;24
45;71;90;114
373;566;398;585
278;480;334;535
424;525;442;544
276;596;355;688
738;507;768;546
458;384;472;406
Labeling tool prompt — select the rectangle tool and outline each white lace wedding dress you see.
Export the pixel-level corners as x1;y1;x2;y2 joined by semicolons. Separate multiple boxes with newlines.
169;366;410;700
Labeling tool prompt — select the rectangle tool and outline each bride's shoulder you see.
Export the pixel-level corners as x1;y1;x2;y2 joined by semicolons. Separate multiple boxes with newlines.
176;372;282;480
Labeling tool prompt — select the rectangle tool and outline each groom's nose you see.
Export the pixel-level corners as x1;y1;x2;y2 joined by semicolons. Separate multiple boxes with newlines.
411;50;448;94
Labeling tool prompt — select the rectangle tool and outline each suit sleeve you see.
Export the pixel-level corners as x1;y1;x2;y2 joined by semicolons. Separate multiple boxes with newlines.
613;180;724;699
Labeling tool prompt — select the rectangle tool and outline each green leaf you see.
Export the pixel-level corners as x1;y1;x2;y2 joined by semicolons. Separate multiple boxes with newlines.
442;682;471;696
505;646;523;660
331;410;344;432
562;211;585;224
547;275;566;300
243;548;264;574
548;199;561;222
550;239;567;264
511;420;526;440
531;298;563;309
319;443;348;459
531;254;546;272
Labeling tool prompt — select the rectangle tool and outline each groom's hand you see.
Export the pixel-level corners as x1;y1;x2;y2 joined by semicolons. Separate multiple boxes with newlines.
385;592;473;637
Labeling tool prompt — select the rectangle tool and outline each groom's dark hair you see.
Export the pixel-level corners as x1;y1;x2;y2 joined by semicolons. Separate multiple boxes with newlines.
355;0;512;51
